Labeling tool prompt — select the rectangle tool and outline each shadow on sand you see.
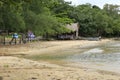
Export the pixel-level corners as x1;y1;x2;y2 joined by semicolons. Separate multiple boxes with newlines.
0;76;3;80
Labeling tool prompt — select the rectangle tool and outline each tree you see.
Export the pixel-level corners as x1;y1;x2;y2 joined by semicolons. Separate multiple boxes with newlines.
0;1;26;32
103;4;120;18
1;0;120;38
22;0;70;36
49;0;74;24
112;18;120;37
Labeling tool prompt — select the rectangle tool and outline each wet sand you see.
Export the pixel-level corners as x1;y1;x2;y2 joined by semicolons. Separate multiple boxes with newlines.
0;39;120;80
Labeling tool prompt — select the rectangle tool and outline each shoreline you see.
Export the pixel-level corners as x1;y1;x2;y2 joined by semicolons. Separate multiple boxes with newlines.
0;39;120;80
4;39;110;55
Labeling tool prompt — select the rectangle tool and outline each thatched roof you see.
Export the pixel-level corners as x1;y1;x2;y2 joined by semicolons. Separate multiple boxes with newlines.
66;23;79;32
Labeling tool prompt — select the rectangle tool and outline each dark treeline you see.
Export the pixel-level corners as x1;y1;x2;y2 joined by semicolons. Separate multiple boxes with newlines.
0;0;120;37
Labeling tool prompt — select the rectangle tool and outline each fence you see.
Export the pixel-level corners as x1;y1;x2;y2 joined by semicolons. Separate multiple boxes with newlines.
0;33;27;45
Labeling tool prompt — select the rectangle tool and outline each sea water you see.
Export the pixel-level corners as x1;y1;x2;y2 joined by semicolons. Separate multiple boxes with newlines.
67;41;120;73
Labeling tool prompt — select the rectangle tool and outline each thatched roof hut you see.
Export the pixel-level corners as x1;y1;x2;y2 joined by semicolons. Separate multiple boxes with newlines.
66;23;79;38
66;23;79;31
58;23;79;40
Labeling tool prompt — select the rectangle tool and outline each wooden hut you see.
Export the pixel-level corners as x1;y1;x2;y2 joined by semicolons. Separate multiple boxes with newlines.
58;23;79;40
66;23;79;38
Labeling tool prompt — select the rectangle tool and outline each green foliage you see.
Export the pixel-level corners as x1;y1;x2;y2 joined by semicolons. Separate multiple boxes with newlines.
0;2;25;31
0;0;70;36
1;0;120;37
31;14;68;35
69;3;120;37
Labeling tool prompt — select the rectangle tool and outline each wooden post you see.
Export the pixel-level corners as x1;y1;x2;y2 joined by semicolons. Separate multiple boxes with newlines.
3;35;5;45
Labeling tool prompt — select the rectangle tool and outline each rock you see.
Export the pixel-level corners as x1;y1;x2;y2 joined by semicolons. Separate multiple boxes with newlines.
47;74;51;76
31;77;37;80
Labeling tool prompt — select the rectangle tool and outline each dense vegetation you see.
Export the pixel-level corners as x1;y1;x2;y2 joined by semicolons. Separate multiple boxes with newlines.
0;0;120;37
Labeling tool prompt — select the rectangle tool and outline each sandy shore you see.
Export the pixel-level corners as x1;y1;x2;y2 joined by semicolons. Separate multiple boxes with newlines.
0;39;120;80
0;39;110;55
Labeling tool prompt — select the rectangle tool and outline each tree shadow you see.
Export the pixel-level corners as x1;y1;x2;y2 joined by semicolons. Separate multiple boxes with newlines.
0;76;3;80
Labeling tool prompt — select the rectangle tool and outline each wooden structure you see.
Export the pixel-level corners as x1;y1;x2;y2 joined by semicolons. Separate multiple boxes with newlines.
0;30;27;45
58;23;79;40
66;23;79;38
0;30;8;45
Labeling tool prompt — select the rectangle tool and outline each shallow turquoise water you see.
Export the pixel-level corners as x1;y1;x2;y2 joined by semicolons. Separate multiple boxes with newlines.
67;41;120;73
